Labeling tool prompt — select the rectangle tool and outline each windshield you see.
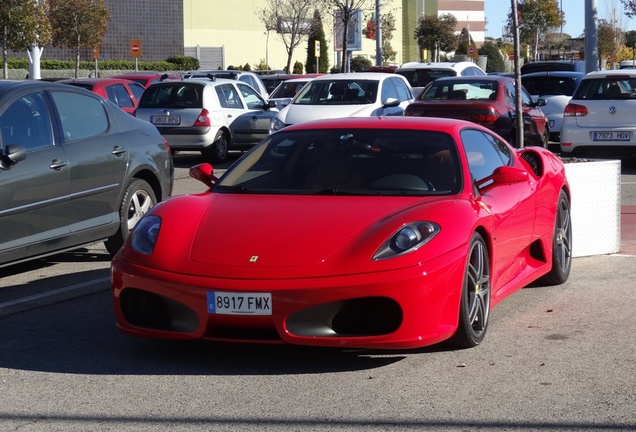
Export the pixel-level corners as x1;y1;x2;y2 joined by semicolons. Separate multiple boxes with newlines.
216;128;461;196
293;80;378;105
420;80;497;100
522;76;578;96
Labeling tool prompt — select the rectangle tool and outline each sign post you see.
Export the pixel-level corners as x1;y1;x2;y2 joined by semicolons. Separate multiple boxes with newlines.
130;39;142;72
315;40;320;72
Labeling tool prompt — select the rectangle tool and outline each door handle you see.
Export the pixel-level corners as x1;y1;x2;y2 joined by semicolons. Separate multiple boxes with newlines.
49;159;68;170
112;146;126;156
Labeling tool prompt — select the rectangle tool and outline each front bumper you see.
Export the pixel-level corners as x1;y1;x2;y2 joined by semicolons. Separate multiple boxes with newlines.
111;249;466;349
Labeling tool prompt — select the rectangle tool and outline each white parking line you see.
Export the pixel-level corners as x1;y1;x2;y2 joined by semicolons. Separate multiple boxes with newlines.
0;276;109;317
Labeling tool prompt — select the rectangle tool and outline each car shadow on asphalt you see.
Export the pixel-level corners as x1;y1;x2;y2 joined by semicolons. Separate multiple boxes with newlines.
0;288;427;376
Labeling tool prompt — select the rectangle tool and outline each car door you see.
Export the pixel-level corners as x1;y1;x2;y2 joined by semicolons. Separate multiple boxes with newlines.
461;128;537;292
49;89;128;232
226;82;275;144
0;91;70;260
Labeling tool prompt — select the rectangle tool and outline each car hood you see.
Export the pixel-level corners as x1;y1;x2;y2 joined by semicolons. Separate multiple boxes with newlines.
278;103;377;125
171;193;464;279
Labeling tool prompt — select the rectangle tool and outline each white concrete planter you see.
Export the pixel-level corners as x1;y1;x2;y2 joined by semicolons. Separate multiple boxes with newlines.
563;158;621;257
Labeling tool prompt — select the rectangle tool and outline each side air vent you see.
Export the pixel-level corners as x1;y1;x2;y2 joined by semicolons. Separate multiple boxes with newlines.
520;150;543;177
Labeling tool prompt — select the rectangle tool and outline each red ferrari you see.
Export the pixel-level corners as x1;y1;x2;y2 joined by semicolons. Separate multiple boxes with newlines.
111;117;572;349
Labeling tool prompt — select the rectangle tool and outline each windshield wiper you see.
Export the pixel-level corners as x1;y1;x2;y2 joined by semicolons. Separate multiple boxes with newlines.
215;185;253;194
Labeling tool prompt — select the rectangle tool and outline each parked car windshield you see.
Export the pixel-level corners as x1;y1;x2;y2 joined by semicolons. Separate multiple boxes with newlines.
216;128;461;195
420;80;497;100
293;80;378;105
573;77;636;100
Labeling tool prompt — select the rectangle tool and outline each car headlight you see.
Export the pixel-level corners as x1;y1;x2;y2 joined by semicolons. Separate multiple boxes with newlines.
373;222;440;260
270;116;286;133
130;215;161;254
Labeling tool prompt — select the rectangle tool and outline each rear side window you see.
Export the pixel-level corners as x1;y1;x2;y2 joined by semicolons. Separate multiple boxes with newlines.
215;84;244;109
50;91;108;142
0;92;53;151
573;77;636;100
106;84;133;108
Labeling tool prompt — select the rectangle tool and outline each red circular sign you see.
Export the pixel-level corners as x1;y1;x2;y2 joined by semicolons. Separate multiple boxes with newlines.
467;47;475;55
131;43;140;52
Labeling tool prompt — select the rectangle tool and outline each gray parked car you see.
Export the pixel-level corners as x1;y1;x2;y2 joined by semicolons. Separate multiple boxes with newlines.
0;80;174;268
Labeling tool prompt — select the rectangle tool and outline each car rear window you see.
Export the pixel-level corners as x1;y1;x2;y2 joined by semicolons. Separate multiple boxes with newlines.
139;84;203;108
522;76;578;96
420;80;497;100
573;77;636;100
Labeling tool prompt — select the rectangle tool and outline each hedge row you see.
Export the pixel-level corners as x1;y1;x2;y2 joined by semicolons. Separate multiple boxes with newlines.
6;55;200;71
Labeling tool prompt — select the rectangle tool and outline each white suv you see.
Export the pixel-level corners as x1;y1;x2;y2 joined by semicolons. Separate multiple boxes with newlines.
136;78;276;163
560;69;636;156
395;61;486;96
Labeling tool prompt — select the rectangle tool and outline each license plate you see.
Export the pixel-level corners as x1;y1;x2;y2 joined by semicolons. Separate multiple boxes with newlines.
592;131;631;141
208;291;272;315
151;115;181;125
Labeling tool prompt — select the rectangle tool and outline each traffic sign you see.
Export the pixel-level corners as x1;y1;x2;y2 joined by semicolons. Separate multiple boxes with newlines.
467;45;478;60
130;40;142;57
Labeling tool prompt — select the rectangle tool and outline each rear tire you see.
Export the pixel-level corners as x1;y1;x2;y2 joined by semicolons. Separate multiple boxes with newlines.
451;232;491;348
540;190;572;285
105;178;157;256
202;130;229;163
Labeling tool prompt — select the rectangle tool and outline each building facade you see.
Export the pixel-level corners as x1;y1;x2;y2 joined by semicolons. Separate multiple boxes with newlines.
30;0;484;71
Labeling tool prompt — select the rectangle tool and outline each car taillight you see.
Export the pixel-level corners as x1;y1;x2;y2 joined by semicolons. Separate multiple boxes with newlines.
468;108;500;123
194;108;211;126
161;137;171;153
564;103;588;117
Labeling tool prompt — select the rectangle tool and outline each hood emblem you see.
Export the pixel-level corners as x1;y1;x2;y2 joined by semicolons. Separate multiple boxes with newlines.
249;256;259;263
609;106;616;115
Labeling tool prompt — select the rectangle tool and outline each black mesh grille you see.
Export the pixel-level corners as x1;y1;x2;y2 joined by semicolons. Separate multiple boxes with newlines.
520;151;543;176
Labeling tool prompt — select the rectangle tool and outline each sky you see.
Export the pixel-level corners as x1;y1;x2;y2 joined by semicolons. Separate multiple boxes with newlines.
484;0;635;39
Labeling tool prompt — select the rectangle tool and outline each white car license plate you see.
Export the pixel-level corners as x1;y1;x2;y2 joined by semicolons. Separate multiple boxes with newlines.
592;131;631;141
151;115;181;125
208;291;272;315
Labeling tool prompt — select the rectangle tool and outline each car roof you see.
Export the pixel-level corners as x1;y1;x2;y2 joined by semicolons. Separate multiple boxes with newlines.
311;72;396;81
521;71;585;78
430;75;512;83
283;115;478;133
397;61;481;70
59;77;137;85
582;69;636;78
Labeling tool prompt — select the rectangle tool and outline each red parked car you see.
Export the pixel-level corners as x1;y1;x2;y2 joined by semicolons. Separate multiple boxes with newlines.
404;75;550;148
109;72;181;88
111;116;571;350
59;77;146;115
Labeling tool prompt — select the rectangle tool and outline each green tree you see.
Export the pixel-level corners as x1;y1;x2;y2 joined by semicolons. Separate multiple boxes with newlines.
0;0;51;79
48;0;110;78
305;9;329;73
511;0;563;60
380;12;397;64
478;41;506;72
597;19;619;62
414;14;458;62
350;55;371;71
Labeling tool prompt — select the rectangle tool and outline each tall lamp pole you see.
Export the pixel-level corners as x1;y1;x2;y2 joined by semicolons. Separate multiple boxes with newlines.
375;0;382;66
511;0;524;148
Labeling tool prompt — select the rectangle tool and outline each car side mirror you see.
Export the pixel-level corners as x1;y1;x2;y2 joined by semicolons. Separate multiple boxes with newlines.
0;145;27;170
475;165;529;189
189;163;218;188
382;97;400;108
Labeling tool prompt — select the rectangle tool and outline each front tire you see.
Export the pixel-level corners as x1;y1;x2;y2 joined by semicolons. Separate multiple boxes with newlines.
105;178;157;256
451;232;491;348
540;190;572;285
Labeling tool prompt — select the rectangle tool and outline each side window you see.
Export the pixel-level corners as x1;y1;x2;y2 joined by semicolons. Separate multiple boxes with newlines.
387;77;412;101
215;84;243;109
111;84;134;108
129;83;145;102
0;92;53;151
505;82;516;105
50;91;108;142
381;79;398;101
237;83;264;109
461;129;511;184
521;87;533;105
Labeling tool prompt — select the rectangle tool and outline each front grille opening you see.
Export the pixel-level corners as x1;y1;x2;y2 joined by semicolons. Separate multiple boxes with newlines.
120;288;199;332
287;297;403;337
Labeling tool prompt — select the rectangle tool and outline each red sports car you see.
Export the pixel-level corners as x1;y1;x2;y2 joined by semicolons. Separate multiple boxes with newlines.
111;117;571;349
404;75;550;148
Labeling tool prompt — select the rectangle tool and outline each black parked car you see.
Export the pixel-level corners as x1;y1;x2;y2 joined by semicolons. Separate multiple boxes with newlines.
0;80;174;267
